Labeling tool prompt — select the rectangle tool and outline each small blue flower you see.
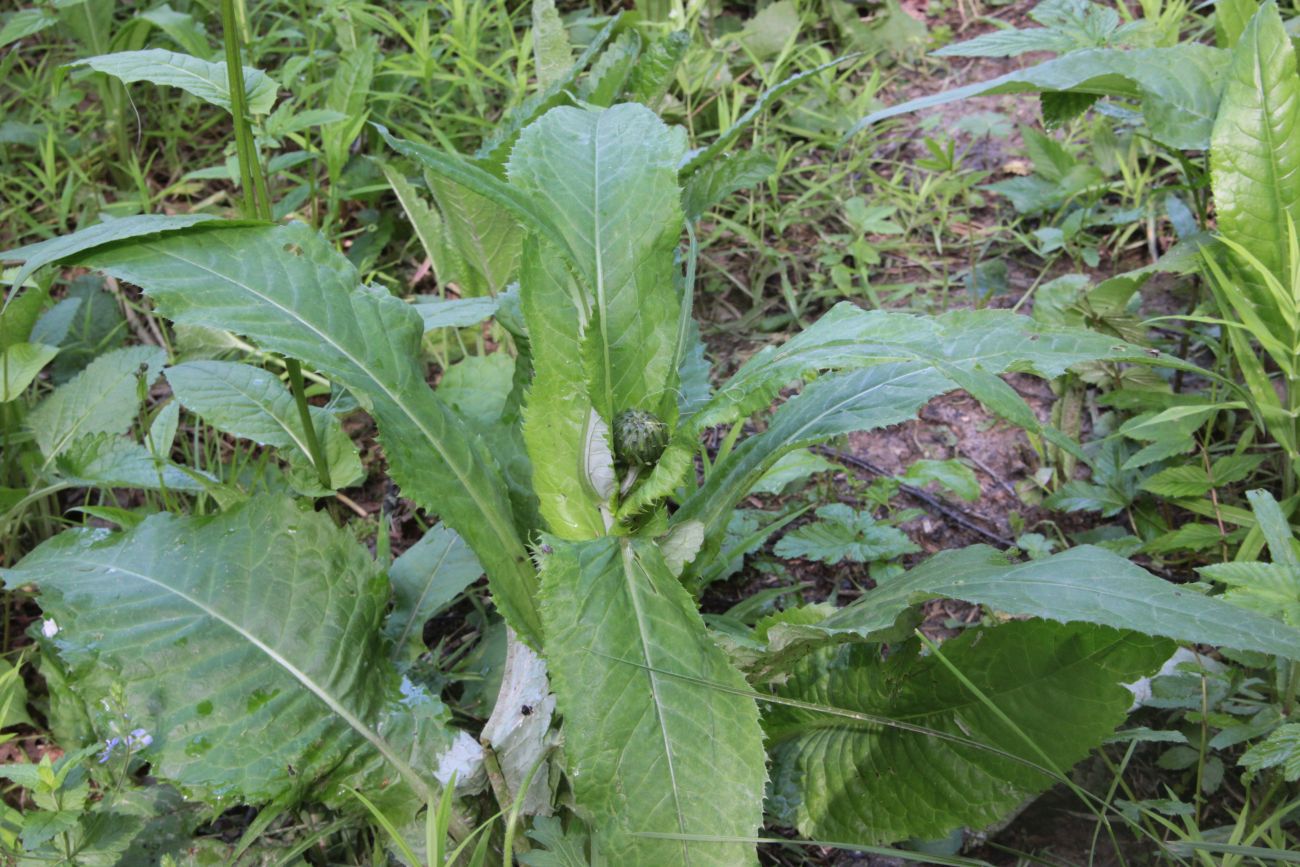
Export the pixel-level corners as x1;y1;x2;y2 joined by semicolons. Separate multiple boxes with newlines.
97;737;121;763
127;729;152;749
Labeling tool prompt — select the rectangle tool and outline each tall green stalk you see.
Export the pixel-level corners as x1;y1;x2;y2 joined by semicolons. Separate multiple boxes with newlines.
219;0;331;492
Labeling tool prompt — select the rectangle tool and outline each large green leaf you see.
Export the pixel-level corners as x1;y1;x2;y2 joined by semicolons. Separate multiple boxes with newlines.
322;41;374;183
508;104;686;422
69;49;278;114
0;8;58;50
28;345;164;461
427;173;522;298
519;236;607;539
2;496;452;806
852;44;1229;150
27;220;541;645
384;523;484;663
1209;1;1300;284
769;545;1300;663
630;306;1171;518
2;214;218;302
539;536;766;865
674;363;952;540
380;162;458;288
767;621;1171;844
374;124;573;264
165;360;363;494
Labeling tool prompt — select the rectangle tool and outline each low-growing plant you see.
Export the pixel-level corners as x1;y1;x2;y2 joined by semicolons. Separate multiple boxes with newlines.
8;1;1300;863
10;59;1300;867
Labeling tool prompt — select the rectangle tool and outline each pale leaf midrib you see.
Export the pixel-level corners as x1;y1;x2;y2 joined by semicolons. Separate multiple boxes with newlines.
620;542;690;864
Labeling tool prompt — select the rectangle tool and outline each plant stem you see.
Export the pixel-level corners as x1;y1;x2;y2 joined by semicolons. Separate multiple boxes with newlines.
220;0;331;492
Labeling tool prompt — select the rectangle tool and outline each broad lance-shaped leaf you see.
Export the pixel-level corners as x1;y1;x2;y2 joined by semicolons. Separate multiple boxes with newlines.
18;220;541;645
851;44;1228;151
165;360;363;493
3;214;220;303
1;496;453;805
767;621;1171;844
373;124;573;265
427;173;522;298
675;363;959;543
765;545;1300;663
520;236;607;538
627;306;1180;518
508;104;687;422
1210;0;1300;285
69;49;278;115
539;536;766;865
380;162;458;288
28;345;165;462
385;523;484;663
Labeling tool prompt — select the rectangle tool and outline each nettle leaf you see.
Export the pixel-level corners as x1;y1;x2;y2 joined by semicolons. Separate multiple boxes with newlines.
769;545;1300;663
13;220;540;645
69;49;278;115
385;523;484;663
767;621;1171;844
1240;723;1300;780
1209;0;1300;285
1141;465;1214;498
508;104;687;422
165;360;363;494
539;536;766;865
54;433;209;493
854;44;1228;150
2;496;453;806
774;503;918;565
28;345;164;461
